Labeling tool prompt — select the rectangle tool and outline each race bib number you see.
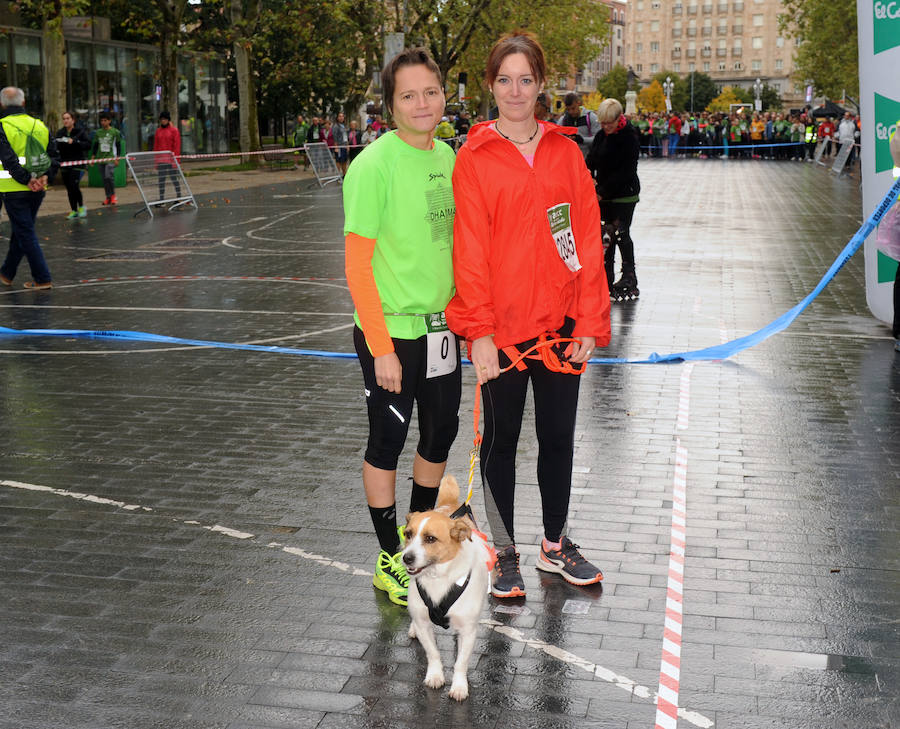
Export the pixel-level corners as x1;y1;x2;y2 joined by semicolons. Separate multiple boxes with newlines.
425;312;458;379
100;141;112;153
547;202;582;273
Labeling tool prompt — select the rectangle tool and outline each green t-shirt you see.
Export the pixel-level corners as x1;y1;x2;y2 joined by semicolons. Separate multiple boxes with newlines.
91;127;124;157
343;131;456;341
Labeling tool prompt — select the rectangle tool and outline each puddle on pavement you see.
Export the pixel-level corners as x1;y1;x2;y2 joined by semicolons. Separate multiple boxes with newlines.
749;647;875;674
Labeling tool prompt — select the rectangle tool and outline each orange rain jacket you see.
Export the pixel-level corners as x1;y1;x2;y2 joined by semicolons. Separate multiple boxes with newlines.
445;120;611;351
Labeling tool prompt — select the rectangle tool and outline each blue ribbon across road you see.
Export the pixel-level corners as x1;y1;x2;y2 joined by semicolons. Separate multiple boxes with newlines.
2;178;899;365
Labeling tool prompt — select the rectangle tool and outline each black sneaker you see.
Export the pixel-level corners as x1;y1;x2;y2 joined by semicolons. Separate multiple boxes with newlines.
536;537;603;586
492;545;526;598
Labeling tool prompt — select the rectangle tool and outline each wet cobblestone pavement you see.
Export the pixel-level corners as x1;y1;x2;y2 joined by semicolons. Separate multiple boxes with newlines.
1;159;897;729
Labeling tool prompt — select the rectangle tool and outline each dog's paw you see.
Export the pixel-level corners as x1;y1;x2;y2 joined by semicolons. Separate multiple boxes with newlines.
448;675;469;701
408;624;417;640
424;666;445;689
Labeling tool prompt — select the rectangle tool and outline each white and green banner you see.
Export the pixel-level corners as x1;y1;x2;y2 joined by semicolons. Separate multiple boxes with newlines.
860;0;900;323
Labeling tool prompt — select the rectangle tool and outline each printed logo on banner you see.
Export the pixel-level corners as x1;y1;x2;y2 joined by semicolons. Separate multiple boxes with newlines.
874;93;900;173
874;1;900;54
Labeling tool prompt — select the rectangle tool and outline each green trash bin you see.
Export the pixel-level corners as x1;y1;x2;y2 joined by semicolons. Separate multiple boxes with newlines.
87;160;127;188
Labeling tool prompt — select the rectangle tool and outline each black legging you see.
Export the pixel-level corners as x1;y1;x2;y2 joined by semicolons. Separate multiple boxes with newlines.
61;168;84;211
480;320;581;548
600;200;637;286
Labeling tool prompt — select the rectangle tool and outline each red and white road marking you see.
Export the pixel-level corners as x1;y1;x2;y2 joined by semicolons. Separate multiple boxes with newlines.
655;362;694;729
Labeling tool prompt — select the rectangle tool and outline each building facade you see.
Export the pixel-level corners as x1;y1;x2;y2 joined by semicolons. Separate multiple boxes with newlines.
0;22;229;155
625;0;803;108
577;0;628;94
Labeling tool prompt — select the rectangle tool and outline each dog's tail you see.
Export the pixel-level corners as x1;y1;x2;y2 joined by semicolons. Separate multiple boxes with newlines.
436;475;460;509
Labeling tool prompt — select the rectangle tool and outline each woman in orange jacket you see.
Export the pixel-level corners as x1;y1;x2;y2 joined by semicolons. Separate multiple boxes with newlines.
445;31;610;599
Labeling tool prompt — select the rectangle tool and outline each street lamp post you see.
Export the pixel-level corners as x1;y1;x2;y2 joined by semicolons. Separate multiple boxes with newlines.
753;77;763;112
663;76;674;113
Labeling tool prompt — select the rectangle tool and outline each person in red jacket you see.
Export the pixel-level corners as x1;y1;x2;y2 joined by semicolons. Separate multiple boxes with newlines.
446;31;610;599
153;110;181;201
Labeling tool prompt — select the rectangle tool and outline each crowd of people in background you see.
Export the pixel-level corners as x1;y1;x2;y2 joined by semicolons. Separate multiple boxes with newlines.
628;107;860;164
293;93;861;174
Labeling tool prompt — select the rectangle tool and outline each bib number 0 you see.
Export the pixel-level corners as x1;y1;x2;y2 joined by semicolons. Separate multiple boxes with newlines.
547;202;582;273
425;312;458;379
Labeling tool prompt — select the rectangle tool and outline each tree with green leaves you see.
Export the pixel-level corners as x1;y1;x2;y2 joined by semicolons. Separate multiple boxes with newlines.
12;0;88;130
105;0;192;125
680;72;718;113
449;0;609;113
596;64;637;105
778;0;858;99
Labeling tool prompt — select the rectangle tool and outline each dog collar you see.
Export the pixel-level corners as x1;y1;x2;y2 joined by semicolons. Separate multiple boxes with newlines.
416;571;471;629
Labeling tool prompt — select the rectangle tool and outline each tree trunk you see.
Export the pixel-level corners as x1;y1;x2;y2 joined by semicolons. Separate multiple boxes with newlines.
159;31;180;126
233;39;261;159
41;13;66;133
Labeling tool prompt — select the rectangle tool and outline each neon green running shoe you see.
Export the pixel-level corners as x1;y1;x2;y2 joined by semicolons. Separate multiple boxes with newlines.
373;549;409;606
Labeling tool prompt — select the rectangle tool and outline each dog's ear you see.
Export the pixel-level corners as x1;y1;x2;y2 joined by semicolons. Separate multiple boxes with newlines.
449;520;472;543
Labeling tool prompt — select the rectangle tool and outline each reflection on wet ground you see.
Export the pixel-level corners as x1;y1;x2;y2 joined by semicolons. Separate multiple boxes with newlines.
0;159;897;728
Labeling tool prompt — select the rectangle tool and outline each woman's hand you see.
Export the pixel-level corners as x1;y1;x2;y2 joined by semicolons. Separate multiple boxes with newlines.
566;336;595;364
374;352;402;393
471;335;500;385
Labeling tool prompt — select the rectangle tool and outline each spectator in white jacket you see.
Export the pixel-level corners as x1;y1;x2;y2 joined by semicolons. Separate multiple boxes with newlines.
836;112;858;165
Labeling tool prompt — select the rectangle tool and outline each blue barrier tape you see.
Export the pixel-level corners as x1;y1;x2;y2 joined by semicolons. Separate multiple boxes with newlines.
2;177;898;364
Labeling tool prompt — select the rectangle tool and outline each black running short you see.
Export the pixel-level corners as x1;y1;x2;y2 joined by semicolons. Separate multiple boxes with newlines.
354;326;461;471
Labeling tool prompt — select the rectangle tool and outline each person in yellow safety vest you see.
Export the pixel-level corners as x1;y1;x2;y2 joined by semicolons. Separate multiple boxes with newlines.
803;116;817;162
435;115;455;142
0;86;60;290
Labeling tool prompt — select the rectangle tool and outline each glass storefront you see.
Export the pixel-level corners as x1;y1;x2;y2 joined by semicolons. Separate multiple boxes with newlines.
0;28;228;154
12;35;42;111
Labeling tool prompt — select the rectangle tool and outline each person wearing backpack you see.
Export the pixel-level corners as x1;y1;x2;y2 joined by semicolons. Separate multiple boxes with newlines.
0;86;60;290
55;110;91;219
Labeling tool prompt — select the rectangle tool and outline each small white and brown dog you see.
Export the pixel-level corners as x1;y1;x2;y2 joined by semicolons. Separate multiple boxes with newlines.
401;475;496;701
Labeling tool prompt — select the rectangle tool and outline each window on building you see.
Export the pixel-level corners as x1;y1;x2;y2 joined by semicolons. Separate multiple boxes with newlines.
13;35;42;112
733;61;743;69
651;41;660;52
674;63;681;71
637;0;644;9
753;13;763;25
617;27;622;39
734;37;743;48
718;62;726;70
752;36;763;49
775;58;783;69
751;59;761;71
636;63;643;71
652;1;661;8
651;20;660;31
718;38;727;48
617;46;622;56
703;61;710;71
776;36;785;47
637;21;643;32
689;62;696;71
636;42;643;52
651;63;659;72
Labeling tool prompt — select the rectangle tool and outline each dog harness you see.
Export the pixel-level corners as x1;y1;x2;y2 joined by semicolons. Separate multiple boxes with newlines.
417;572;471;629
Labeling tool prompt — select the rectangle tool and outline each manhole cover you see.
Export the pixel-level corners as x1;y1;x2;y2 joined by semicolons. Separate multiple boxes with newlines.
78;251;175;262
145;237;220;249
